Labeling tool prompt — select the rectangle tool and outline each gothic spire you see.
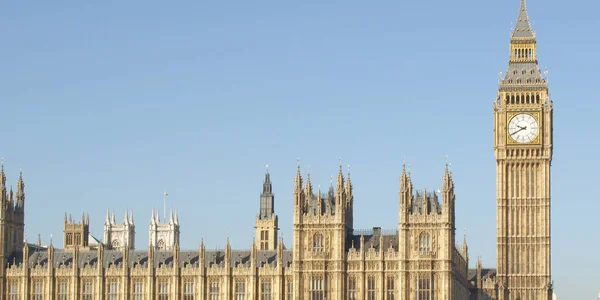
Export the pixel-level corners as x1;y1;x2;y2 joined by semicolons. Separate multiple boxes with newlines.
336;157;344;190
294;158;303;193
512;0;535;40
259;164;275;219
0;157;5;192
16;166;24;206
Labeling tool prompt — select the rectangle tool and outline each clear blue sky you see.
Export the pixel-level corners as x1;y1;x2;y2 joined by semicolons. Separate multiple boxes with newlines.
1;0;597;297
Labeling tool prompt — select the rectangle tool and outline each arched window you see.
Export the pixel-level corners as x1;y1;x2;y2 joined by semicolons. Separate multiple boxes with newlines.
419;232;431;254
112;239;120;249
313;233;324;253
157;239;165;250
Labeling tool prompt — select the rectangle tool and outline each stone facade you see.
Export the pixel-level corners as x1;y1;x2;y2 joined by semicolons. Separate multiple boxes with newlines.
0;1;553;299
104;210;135;251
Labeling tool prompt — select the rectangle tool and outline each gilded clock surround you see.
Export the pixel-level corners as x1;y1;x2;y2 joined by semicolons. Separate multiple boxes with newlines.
506;111;541;145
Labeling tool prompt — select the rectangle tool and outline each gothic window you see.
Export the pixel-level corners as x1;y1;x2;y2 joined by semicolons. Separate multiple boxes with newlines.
8;280;19;300
157;239;166;250
348;276;357;300
133;281;144;300
32;280;44;300
419;232;431;254
112;239;120;249
416;275;432;300
235;280;246;300
386;276;395;300
83;280;93;300
57;280;68;300
107;280;119;300
209;281;220;300
183;280;195;300
286;280;293;300
309;276;326;300
260;230;269;250
367;276;376;300
261;280;272;300
158;281;169;300
313;233;324;253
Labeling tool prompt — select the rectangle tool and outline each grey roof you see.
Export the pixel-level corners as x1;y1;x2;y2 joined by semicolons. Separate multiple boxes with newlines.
467;268;497;282
13;247;293;269
411;191;442;215
501;62;545;87
306;187;336;216
512;0;535;39
346;232;398;252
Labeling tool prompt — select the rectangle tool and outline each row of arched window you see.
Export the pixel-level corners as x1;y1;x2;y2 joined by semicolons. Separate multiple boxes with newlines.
514;48;533;59
505;93;542;105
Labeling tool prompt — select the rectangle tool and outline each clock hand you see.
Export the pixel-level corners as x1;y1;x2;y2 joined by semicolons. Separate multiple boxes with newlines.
510;127;527;136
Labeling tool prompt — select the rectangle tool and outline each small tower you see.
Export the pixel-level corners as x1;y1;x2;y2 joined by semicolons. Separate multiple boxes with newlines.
149;208;180;251
255;165;278;250
63;213;90;249
103;209;135;250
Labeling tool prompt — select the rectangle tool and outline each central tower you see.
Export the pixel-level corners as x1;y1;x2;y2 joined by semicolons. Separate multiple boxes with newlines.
494;1;553;299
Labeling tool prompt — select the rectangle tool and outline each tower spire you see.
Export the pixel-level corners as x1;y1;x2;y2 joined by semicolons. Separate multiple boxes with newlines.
512;0;535;39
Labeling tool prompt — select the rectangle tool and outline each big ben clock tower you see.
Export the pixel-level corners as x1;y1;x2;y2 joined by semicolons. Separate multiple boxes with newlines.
494;1;553;300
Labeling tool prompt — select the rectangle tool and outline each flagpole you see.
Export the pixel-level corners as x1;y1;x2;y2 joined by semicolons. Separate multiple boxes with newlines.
163;189;166;220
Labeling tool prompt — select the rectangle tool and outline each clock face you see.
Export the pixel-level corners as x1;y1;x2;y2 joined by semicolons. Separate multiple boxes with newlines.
508;113;539;143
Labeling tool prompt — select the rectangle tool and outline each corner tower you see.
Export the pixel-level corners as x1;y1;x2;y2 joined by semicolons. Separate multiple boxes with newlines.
292;161;351;300
0;164;25;263
149;208;180;251
103;209;135;250
494;1;553;299
63;213;90;249
254;166;278;250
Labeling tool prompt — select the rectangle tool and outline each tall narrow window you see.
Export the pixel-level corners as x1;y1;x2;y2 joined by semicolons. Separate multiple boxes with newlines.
57;281;69;300
348;277;357;300
416;275;432;300
83;280;93;300
133;281;144;300
260;230;269;250
286;280;293;300
309;277;326;300
107;281;119;300
8;281;19;300
32;281;44;300
367;276;376;300
209;281;220;300
419;232;431;254
313;233;324;253
235;281;246;300
261;280;272;300
158;281;169;300
183;281;194;300
386;276;395;300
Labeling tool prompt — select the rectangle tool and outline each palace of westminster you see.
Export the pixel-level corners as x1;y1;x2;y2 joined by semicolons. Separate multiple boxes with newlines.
0;1;554;299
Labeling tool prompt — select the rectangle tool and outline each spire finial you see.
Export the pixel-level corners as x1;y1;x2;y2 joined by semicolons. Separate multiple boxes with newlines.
338;157;343;172
464;228;467;243
445;155;450;171
330;175;333;186
1;157;3;171
297;157;300;171
265;164;269;172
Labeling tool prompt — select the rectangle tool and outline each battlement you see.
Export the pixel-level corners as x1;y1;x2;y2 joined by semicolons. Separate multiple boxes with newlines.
63;213;90;249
